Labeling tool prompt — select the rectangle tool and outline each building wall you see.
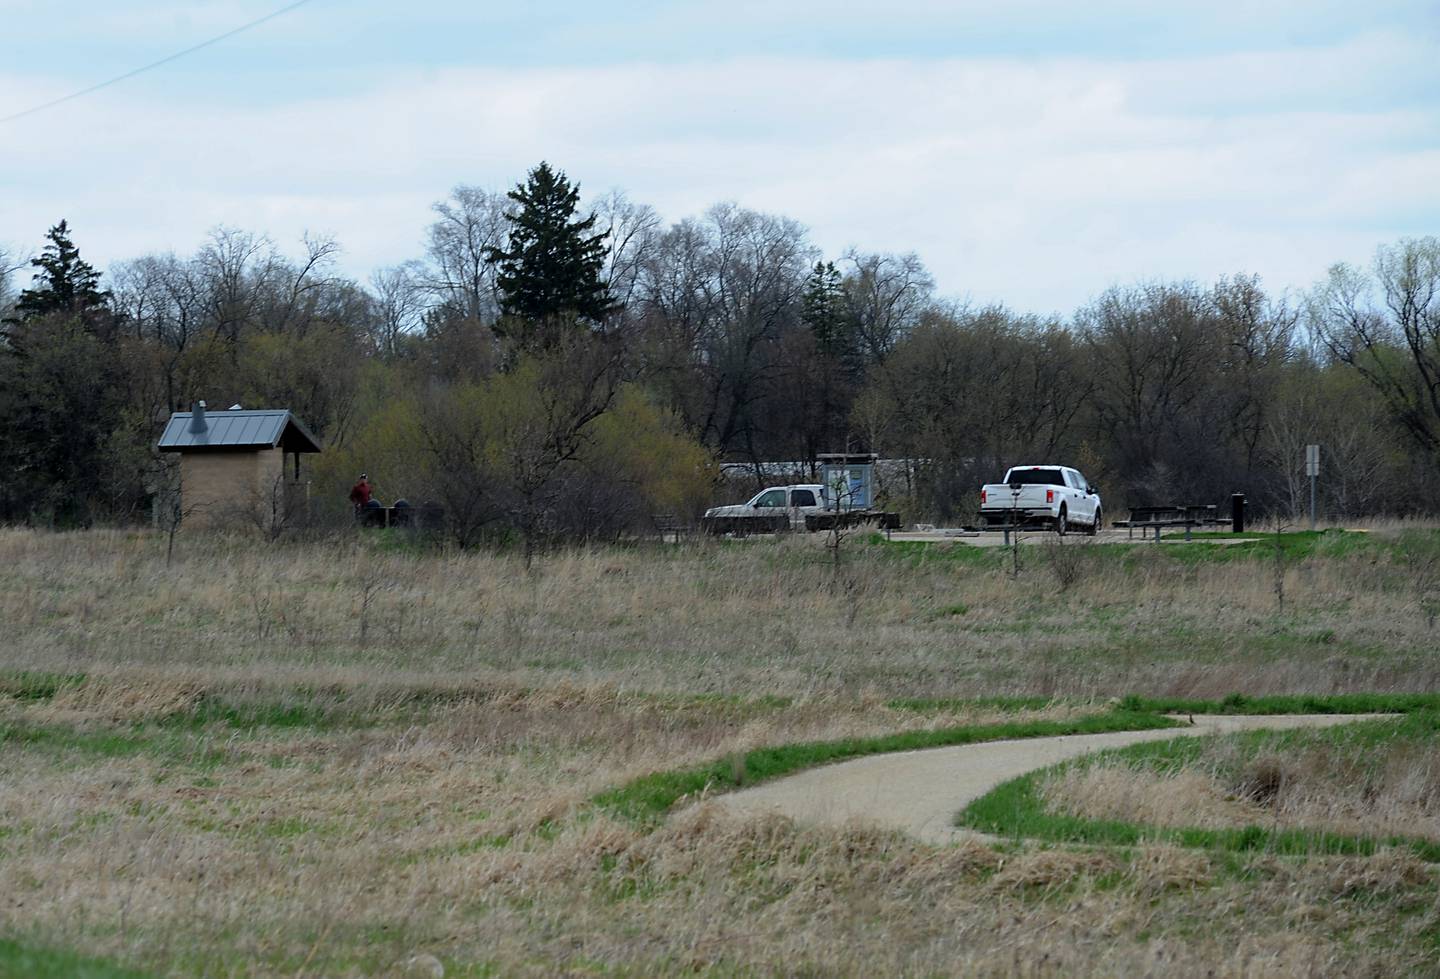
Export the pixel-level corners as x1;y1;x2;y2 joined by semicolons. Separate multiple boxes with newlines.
180;450;289;529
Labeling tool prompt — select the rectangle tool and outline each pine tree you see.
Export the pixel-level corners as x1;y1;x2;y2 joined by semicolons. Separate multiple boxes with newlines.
802;261;847;354
13;220;111;322
487;163;612;326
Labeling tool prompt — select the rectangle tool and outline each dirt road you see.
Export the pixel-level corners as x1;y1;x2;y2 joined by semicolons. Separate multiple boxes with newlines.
712;714;1372;844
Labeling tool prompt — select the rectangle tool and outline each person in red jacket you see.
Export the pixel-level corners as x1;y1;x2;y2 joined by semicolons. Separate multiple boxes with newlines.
349;474;373;510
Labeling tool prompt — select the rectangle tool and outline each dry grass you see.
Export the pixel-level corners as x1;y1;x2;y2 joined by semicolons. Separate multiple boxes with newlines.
3;526;1440;700
4;527;1440;974
1041;720;1440;843
4;684;1438;976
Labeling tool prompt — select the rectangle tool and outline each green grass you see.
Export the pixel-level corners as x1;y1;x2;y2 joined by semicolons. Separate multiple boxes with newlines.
0;671;87;702
0;672;808;733
0;720;150;759
591;710;1182;824
890;692;1440;717
0;938;148;979
1116;692;1440;715
958;714;1440;862
885;695;1062;713
152;694;353;732
0;718;227;768
871;537;1006;566
880;526;1398;566
1151;528;1413;565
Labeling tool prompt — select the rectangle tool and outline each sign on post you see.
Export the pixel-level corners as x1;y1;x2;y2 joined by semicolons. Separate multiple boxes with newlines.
1306;444;1320;529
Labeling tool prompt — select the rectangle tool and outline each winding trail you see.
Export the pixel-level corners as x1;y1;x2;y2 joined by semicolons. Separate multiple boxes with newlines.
712;714;1373;845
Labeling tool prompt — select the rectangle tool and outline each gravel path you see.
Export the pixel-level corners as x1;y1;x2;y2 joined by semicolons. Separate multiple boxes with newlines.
712;714;1373;845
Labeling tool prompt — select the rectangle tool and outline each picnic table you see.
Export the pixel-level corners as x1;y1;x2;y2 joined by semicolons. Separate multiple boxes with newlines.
356;501;444;530
1112;504;1224;541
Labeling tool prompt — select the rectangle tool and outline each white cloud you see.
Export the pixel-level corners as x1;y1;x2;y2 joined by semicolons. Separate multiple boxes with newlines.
0;31;1435;314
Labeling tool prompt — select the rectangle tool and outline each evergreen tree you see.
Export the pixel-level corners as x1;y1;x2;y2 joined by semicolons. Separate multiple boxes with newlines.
801;260;849;355
487;163;612;326
13;220;111;323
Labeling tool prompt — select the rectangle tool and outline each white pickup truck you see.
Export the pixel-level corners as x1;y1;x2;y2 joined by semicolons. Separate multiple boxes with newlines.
702;484;829;533
701;484;901;535
978;465;1102;535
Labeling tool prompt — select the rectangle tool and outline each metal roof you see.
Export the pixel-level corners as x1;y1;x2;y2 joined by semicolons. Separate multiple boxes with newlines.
157;409;322;453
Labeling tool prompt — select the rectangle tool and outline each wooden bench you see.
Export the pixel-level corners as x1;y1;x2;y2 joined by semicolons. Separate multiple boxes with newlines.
1112;505;1223;541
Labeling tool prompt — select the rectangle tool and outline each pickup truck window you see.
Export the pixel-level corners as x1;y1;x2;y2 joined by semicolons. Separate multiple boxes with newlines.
755;489;787;507
790;489;817;507
1006;468;1066;487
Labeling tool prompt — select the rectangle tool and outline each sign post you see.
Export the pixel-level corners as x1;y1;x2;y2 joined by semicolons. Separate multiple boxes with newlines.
1305;444;1320;530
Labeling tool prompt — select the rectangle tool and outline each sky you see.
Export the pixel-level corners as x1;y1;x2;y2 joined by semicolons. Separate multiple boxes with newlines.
2;0;1438;315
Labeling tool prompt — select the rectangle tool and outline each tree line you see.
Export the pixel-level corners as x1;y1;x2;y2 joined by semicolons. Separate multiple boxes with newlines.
2;161;1438;540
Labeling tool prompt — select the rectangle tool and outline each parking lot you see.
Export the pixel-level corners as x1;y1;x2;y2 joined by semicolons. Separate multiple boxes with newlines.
888;528;1260;547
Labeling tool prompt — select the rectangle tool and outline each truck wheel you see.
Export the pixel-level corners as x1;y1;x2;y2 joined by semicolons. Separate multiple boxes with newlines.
1086;508;1101;536
1055;506;1068;536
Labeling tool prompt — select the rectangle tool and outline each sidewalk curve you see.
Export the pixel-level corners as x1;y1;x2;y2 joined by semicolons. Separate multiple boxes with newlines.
711;714;1373;845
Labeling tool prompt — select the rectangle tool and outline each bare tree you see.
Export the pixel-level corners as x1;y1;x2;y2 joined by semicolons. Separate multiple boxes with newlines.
505;334;624;569
368;262;425;357
1211;274;1297;480
425;185;507;324
591;190;661;323
414;330;624;562
636;203;815;465
197;227;282;344
1077;283;1221;502
112;254;210;410
0;245;25;321
1263;391;1314;521
262;232;343;337
1310;237;1440;460
841;250;934;365
1265;374;1388;521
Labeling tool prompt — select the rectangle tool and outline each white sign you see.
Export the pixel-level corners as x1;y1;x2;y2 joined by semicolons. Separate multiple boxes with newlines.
1305;444;1320;477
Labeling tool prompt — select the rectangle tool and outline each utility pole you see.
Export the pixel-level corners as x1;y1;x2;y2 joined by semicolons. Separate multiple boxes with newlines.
1305;444;1320;531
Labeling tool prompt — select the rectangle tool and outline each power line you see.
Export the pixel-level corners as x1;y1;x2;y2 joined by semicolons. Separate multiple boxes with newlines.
1;0;323;125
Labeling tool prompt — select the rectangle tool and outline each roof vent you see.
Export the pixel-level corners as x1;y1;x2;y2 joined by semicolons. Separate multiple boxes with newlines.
189;400;208;434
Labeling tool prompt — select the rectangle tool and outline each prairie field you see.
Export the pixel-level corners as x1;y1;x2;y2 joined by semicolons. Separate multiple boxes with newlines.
2;526;1440;976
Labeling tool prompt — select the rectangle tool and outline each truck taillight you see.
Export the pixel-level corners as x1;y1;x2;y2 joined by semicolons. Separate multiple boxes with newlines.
980;489;987;504
1046;489;1054;503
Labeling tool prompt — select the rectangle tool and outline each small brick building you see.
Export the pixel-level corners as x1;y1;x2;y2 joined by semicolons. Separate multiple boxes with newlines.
157;402;322;528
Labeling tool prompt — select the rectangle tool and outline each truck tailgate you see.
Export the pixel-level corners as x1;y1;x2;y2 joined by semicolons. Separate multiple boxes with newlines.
980;485;1053;510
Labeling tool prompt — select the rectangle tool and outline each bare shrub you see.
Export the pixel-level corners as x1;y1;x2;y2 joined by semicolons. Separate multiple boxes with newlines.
1040;536;1093;592
1233;754;1290;806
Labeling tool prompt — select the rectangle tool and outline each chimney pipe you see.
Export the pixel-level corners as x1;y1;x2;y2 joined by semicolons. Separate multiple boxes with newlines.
189;400;208;434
